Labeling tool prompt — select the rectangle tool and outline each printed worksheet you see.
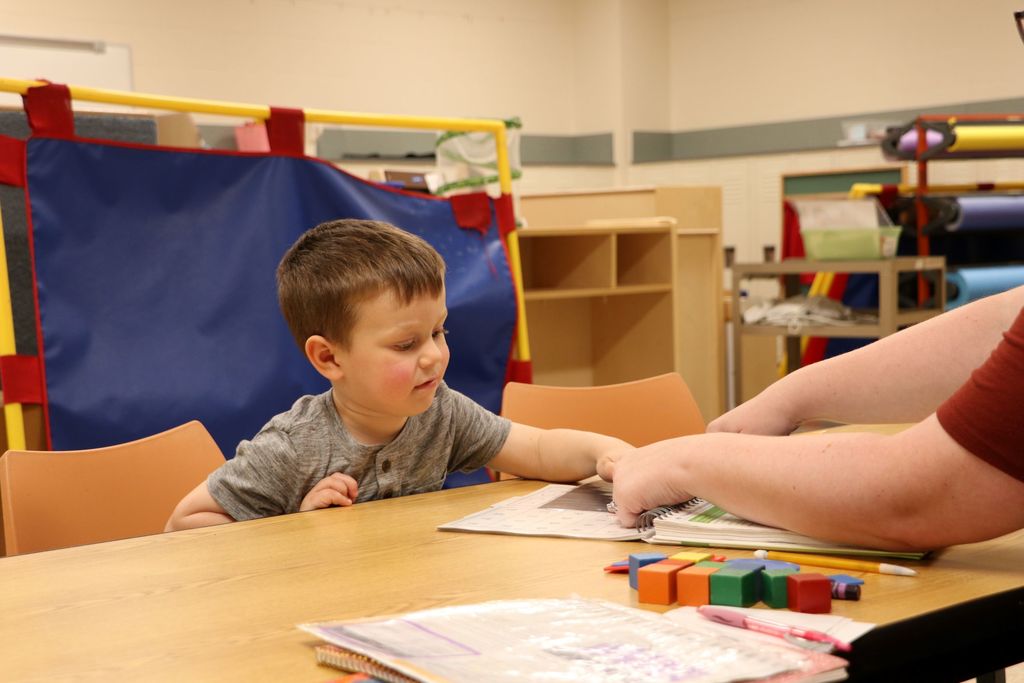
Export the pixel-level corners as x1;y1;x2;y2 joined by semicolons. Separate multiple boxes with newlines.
437;482;641;540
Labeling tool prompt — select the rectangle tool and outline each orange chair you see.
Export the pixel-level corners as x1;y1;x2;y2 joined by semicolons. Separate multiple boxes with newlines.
0;420;224;555
501;372;706;446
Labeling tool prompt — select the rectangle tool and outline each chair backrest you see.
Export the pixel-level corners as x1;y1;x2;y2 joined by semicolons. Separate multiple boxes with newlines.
0;420;225;555
501;372;706;446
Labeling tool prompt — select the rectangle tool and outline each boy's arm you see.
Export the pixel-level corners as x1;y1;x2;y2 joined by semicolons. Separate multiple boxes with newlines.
164;480;236;531
488;422;631;483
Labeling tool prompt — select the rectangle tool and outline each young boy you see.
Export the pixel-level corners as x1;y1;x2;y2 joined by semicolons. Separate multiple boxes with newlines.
166;219;628;530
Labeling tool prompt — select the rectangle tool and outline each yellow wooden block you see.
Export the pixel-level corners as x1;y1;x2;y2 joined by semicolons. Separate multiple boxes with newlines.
669;551;712;563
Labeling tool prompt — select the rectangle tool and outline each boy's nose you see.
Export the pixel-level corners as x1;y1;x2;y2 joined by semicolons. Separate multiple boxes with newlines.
420;339;444;367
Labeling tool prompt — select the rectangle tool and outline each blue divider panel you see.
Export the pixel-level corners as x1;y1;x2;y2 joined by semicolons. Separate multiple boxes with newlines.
26;138;515;470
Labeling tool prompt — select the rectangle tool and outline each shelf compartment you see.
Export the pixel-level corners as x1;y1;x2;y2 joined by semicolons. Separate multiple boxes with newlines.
525;291;674;387
616;231;672;287
518;233;612;291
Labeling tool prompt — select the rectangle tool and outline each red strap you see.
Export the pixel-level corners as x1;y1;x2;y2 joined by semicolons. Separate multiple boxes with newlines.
505;358;533;385
265;107;305;155
23;83;75;138
449;192;492;235
494;193;516;238
0;136;26;187
0;355;44;404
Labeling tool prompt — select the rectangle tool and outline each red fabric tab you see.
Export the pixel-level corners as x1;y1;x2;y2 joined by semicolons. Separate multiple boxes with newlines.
265;107;305;155
449;192;492;235
0;354;44;404
23;83;75;138
494;193;516;238
505;358;533;385
0;136;26;187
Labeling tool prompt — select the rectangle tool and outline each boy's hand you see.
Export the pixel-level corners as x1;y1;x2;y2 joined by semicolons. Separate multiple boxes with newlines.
595;446;633;482
300;472;359;512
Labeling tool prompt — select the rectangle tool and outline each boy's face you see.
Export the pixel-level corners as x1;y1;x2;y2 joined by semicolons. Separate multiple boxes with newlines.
333;288;449;418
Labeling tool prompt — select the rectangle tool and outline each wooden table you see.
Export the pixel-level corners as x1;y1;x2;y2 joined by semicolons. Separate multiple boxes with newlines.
0;479;1021;682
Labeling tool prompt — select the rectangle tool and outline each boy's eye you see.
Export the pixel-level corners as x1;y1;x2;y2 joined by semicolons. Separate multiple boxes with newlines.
393;339;417;352
432;327;450;339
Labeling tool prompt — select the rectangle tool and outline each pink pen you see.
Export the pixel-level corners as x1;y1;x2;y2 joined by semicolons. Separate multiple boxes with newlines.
697;605;852;653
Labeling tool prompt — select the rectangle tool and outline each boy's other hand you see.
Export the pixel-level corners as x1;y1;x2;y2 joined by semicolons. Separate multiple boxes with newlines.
595;446;633;482
300;472;359;512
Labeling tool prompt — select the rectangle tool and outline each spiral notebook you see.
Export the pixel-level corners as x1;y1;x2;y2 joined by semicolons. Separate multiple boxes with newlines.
438;482;927;560
301;598;849;683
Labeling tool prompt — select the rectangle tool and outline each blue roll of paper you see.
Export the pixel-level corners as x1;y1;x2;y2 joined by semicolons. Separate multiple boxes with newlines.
950;196;1024;231
946;265;1024;309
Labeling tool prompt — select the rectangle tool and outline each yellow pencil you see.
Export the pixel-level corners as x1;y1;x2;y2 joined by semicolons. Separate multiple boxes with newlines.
754;549;918;576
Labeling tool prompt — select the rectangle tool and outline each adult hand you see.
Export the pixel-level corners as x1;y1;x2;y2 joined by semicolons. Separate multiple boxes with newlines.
707;392;800;436
610;438;696;527
300;472;359;512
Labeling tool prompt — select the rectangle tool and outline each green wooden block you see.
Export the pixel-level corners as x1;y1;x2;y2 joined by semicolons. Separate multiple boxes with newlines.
762;568;798;608
695;560;728;569
709;567;758;607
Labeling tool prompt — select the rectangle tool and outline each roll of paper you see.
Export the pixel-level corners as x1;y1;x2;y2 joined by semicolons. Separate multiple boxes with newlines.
949;195;1024;232
946;265;1024;309
896;128;944;155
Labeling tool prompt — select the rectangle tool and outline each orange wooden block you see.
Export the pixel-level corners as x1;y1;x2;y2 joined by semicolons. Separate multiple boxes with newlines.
637;562;685;605
676;565;719;606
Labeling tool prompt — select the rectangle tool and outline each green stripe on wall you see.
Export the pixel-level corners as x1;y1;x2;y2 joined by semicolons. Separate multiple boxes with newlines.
634;95;1024;162
784;169;902;196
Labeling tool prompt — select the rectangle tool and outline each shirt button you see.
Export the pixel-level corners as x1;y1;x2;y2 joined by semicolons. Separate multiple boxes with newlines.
381;459;391;473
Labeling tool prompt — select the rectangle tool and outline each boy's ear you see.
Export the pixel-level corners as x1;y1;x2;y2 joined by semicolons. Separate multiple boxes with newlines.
304;335;345;381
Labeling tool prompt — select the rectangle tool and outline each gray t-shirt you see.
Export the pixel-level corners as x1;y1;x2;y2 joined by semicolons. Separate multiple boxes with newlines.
208;382;511;521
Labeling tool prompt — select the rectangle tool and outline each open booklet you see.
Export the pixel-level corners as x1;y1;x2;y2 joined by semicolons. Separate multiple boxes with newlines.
438;482;928;561
300;597;850;683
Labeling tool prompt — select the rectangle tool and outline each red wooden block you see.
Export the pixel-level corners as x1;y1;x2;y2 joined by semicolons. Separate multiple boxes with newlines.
676;565;719;606
787;572;832;613
637;562;685;605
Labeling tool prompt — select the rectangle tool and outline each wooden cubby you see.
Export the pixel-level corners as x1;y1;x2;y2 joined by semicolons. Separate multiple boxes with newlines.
517;224;676;388
519;186;725;422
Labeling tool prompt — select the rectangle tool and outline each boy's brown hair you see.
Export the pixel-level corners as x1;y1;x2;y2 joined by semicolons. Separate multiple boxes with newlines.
277;219;446;348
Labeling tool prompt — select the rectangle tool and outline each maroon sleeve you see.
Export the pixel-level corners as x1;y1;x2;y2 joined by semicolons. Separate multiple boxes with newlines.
936;307;1024;483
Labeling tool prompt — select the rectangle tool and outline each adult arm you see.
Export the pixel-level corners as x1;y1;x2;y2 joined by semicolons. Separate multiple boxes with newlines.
610;416;1024;551
711;286;1024;435
489;423;630;483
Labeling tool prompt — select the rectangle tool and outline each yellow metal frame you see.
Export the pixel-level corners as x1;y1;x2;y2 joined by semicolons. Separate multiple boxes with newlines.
0;77;531;448
849;181;1024;199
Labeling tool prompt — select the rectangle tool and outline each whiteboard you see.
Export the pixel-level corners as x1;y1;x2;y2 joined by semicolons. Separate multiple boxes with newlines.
0;36;133;111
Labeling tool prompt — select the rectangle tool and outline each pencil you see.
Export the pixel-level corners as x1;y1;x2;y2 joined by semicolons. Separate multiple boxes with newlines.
753;549;918;576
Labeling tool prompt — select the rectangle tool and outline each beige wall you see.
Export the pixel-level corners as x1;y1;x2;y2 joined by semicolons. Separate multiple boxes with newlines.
1;0;583;131
668;0;1024;129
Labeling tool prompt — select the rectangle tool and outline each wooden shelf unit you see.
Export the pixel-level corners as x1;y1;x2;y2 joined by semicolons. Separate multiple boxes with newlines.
517;223;678;389
519;186;725;422
730;256;946;402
